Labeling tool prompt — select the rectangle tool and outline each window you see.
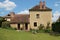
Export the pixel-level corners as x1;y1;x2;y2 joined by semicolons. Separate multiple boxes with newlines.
7;14;10;16
7;19;10;21
34;22;37;27
36;14;39;18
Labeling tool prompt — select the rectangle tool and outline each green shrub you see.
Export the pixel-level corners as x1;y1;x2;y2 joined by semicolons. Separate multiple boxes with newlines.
0;17;5;27
52;22;60;33
38;29;45;33
44;29;51;33
2;21;10;29
30;29;38;34
44;22;51;33
50;32;60;36
38;24;44;30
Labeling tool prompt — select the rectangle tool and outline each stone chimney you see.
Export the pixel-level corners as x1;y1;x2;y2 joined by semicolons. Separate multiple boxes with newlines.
40;1;43;9
43;1;46;9
10;12;15;17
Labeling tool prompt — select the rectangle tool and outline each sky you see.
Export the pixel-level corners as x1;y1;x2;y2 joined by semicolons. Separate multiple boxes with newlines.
0;0;60;22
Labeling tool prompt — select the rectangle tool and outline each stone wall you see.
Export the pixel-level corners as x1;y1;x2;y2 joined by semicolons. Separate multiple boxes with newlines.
30;11;52;29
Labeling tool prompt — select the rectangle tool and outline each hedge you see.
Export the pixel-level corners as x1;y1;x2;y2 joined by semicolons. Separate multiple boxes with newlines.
52;22;60;33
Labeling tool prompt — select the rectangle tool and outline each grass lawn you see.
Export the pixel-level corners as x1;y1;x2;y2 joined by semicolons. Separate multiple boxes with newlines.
0;28;60;40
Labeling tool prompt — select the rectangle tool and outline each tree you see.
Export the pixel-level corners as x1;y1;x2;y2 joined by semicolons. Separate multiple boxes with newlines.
52;22;60;33
52;16;60;33
2;21;10;28
0;17;5;27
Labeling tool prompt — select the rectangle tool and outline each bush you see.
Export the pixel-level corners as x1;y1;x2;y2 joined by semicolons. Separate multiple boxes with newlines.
52;22;60;33
0;17;5;27
44;29;51;33
1;21;10;29
30;29;38;34
50;32;60;36
38;24;44;30
44;22;51;33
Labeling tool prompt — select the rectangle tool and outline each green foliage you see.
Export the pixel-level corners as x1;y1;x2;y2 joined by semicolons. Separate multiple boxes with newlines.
38;30;45;33
44;22;51;33
38;23;51;33
37;24;45;33
30;29;38;34
52;22;60;33
44;29;51;33
1;21;10;29
46;22;50;29
0;17;5;27
50;32;60;36
38;24;44;30
0;17;5;22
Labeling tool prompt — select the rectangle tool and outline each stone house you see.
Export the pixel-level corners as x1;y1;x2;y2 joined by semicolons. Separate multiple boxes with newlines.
4;1;52;31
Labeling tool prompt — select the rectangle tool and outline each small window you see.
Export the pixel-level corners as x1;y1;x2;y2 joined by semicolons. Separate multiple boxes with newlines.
36;14;39;18
34;22;37;27
7;14;10;16
7;19;10;21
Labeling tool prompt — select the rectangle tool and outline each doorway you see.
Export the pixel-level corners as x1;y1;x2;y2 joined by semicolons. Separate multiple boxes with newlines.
25;23;28;30
18;24;20;30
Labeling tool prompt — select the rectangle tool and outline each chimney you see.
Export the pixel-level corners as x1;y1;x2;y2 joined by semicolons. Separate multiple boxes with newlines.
40;1;43;9
43;1;46;9
10;12;15;17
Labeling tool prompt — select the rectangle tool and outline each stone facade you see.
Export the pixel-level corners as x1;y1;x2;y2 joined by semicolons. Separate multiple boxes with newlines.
30;11;52;29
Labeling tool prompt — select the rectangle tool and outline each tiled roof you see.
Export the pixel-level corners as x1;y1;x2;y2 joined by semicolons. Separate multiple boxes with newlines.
10;14;30;24
29;5;52;11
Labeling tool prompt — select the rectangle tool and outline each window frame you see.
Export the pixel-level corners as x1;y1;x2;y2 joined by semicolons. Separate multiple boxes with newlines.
34;22;37;27
36;14;40;18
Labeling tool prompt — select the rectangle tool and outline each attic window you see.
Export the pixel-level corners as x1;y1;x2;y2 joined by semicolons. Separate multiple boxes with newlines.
7;14;10;16
36;14;39;18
